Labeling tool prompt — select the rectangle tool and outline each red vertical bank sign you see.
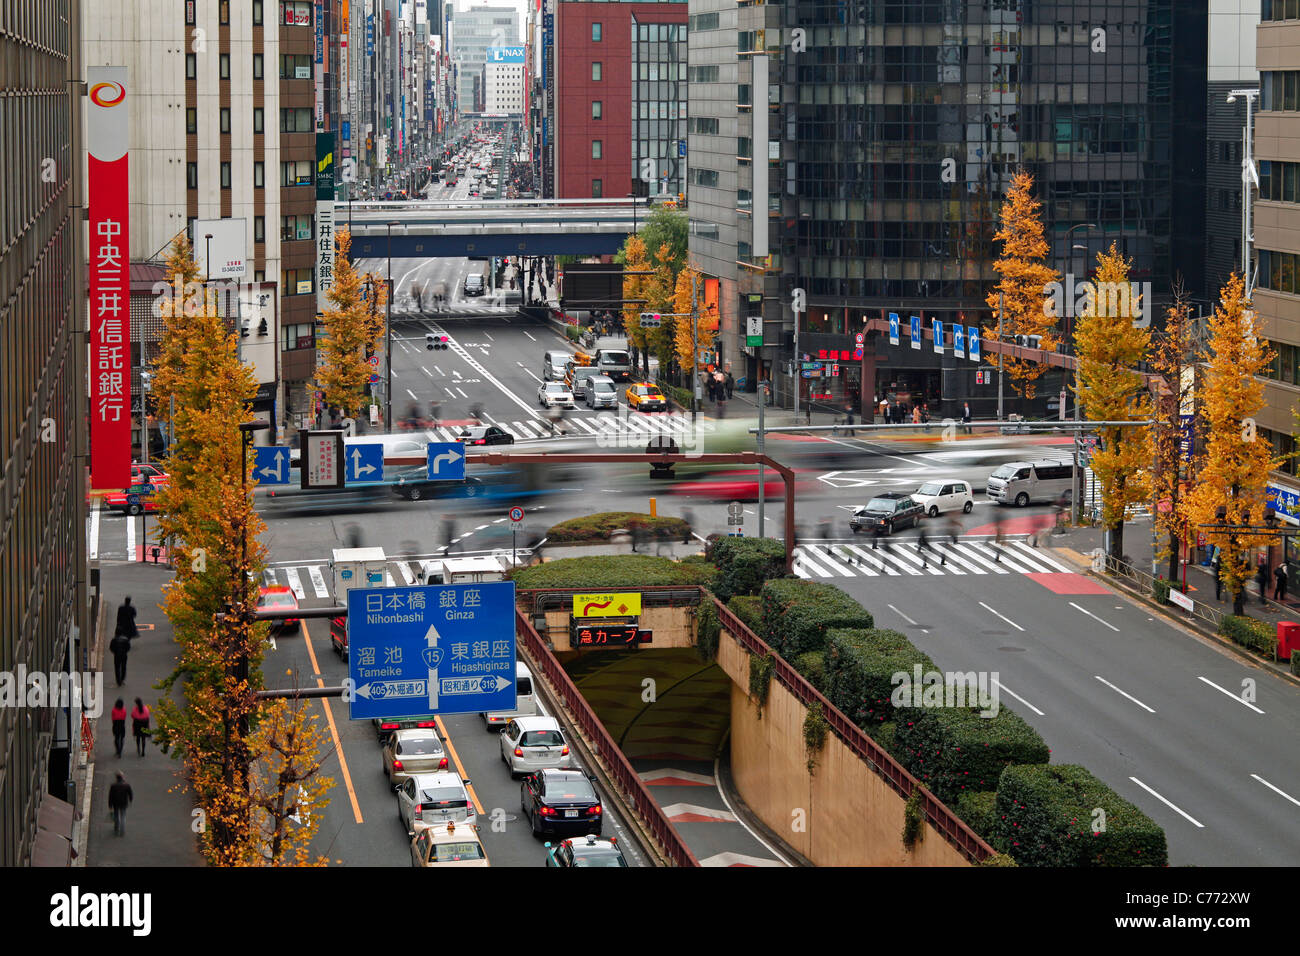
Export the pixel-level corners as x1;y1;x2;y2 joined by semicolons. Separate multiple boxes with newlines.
88;66;131;489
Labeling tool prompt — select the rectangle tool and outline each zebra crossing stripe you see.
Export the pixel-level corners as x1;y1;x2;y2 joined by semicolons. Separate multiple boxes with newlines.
1008;541;1074;572
932;543;984;574
828;544;878;576
307;566;330;598
285;567;306;600
924;543;968;574
499;422;526;439
805;546;856;577
979;543;1039;574
568;417;597;434
950;543;1011;573
845;544;897;574
889;543;946;575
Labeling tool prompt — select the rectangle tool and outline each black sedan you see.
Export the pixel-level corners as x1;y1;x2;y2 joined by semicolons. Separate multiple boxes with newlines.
457;425;514;446
849;492;925;535
391;467;484;501
520;769;603;838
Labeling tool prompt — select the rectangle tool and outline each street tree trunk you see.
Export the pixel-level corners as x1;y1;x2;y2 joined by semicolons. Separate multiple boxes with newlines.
1167;530;1180;583
1109;518;1125;563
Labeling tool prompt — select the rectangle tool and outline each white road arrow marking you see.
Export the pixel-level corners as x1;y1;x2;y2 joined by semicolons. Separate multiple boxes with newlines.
429;448;463;475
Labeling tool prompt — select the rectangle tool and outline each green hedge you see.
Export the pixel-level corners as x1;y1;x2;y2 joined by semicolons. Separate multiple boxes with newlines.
1152;577;1172;605
873;721;898;756
1219;614;1275;655
793;651;826;692
696;599;720;663
510;554;714;589
993;764;1168;867
759;579;873;659
727;595;763;633
823;628;938;734
546;512;690;543
656;378;692;411
564;324;591;343
707;537;789;602
894;705;1050;804
952;790;1002;848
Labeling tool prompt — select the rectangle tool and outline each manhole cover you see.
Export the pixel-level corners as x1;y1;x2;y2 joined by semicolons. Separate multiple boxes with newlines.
997;646;1026;652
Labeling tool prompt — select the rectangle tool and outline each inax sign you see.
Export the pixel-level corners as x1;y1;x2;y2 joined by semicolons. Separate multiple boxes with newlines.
487;46;525;63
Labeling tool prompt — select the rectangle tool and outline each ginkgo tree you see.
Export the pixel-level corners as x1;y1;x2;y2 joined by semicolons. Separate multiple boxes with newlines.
1182;273;1279;616
671;262;718;386
985;170;1061;402
315;228;387;419
620;234;673;377
1150;289;1198;582
1072;243;1152;560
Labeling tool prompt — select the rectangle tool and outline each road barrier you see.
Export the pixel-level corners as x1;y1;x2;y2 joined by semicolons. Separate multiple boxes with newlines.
1100;554;1226;632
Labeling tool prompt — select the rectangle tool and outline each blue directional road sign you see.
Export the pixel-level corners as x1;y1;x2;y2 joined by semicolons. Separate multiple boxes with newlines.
910;315;921;350
932;318;944;354
968;326;981;363
426;442;465;481
346;581;517;720
953;324;966;359
252;446;291;485
888;312;900;346
346;443;384;484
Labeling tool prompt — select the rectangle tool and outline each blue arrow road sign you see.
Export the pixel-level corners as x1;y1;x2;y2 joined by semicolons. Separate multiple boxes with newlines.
932;318;944;354
426;442;465;480
346;442;385;484
968;326;981;363
888;312;900;346
910;315;921;350
252;446;291;485
953;324;966;359
346;581;517;720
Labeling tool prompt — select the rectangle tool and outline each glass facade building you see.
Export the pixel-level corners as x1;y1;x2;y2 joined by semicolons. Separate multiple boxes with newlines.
631;18;687;198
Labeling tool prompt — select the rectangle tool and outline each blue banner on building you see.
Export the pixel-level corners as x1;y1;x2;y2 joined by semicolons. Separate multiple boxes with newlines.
365;14;374;56
1267;483;1300;525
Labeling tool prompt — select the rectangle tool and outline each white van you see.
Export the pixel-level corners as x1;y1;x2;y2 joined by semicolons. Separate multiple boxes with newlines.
543;350;573;381
482;661;538;729
986;459;1075;507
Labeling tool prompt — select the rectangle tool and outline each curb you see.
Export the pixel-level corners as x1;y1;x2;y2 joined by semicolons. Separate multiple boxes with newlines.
74;597;109;866
712;729;810;867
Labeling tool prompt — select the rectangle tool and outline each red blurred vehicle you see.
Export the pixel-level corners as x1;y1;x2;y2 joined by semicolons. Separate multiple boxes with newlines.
666;469;810;502
258;585;300;634
104;480;163;516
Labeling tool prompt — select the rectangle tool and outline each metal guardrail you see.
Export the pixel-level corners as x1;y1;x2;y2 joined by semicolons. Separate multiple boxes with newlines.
712;599;994;864
514;607;700;867
1100;554;1226;630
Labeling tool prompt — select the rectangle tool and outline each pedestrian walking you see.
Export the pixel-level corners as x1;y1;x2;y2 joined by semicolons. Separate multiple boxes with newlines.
108;772;133;837
115;597;138;640
109;629;131;686
991;505;1006;562
878;397;889;423
440;515;458;555
916;522;936;568
962;402;972;435
912;405;922;426
111;699;127;758
1212;551;1222;600
706;375;717;403
1257;563;1270;606
131;698;150;757
725;371;735;399
921;404;931;433
1275;562;1289;601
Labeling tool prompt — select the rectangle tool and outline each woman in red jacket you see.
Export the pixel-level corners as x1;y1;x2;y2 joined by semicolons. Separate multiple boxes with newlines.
111;699;127;758
130;698;150;757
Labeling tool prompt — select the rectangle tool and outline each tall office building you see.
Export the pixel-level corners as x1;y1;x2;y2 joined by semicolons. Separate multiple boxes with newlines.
1;0;87;865
451;4;520;116
484;44;525;115
690;0;1208;417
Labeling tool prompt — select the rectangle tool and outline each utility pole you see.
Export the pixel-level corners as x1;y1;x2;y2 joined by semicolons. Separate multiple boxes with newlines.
758;381;769;535
997;290;1005;422
690;272;699;425
792;288;805;417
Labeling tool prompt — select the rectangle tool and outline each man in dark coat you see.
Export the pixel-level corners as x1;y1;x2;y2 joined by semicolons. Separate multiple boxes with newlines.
1275;562;1289;601
109;629;131;686
115;597;138;639
108;772;133;836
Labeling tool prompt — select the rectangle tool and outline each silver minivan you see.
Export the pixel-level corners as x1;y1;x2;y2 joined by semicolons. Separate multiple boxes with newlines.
585;375;618;408
543;351;572;381
986;459;1075;507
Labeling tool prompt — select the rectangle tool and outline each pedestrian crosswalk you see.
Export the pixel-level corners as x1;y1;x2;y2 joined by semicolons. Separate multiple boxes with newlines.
793;538;1076;578
418;412;711;443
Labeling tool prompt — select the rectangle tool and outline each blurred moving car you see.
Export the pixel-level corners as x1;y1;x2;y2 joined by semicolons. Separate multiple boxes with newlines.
544;834;628;867
457;425;514;446
392;467;483;501
520;769;603;838
500;716;571;777
103;481;162;516
257;585;300;634
383;728;449;787
396;771;476;836
409;822;490;867
849;492;924;535
911;480;974;516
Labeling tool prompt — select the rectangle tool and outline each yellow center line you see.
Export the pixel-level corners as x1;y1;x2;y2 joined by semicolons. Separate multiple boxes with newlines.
436;715;486;816
302;620;363;824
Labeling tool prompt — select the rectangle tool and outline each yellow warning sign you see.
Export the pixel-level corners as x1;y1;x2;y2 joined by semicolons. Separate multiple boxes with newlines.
572;593;642;618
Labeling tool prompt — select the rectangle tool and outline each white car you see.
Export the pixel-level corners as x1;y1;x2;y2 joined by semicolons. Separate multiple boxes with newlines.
912;479;974;516
500;716;572;778
396;771;476;836
538;382;576;408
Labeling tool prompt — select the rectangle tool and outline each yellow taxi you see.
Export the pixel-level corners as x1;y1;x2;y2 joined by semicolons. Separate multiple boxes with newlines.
409;821;490;868
625;382;668;412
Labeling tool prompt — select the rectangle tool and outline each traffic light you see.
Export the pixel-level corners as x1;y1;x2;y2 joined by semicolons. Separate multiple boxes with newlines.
639;312;662;327
425;333;449;351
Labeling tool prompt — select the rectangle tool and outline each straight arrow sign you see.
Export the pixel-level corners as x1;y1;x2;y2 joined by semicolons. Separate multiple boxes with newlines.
422;623;444;711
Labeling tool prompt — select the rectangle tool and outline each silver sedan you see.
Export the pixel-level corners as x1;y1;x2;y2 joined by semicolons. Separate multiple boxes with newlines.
538;382;576;408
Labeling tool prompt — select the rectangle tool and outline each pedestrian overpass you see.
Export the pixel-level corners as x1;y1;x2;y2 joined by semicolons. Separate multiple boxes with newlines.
343;198;646;257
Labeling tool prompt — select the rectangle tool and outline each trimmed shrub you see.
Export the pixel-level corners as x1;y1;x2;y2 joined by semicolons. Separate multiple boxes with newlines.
727;595;763;633
977;852;1018;867
546;512;690;543
793;651;826;692
993;764;1168;867
1291;652;1300;677
873;721;898;756
656;378;692;410
759;579;873;658
564;324;585;342
707;536;788;602
1152;577;1171;605
1219;614;1275;655
823;628;937;734
952;790;1001;847
894;705;1050;804
510;554;714;589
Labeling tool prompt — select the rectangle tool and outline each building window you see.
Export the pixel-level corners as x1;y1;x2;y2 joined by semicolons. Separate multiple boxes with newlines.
253;162;265;188
592;22;602;42
253;108;264;133
186;107;197;134
221;162;231;189
282;1;311;26
281;161;313;187
592;140;602;159
254;216;265;242
186;53;196;79
281;214;314;241
220;108;231;134
253;0;263;26
282;272;314;297
592;100;602;119
255;270;265;282
281;320;316;349
187;162;198;189
280;108;312;133
220;54;230;79
592;62;602;81
219;0;229;25
280;53;312;79
592;179;602;198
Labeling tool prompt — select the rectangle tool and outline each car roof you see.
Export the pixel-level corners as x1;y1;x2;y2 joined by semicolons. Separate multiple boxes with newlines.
407;771;465;789
537;767;588;782
513;715;560;730
874;491;909;499
394;728;443;742
459;425;490;435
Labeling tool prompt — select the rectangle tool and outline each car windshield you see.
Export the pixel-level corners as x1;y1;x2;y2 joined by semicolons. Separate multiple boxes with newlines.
865;498;898;512
593;382;614;392
520;730;564;747
573;849;627;867
544;384;565;393
598;351;629;363
916;482;944;496
420;787;467;806
990;464;1019;479
549;779;597;801
259;592;295;608
431;841;486;862
397;738;443;756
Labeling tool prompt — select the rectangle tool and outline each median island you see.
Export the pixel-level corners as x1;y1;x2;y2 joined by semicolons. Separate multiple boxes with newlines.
543;511;691;545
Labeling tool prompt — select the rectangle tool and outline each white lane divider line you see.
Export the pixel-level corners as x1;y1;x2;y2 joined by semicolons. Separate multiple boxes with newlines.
1128;777;1205;828
430;324;541;419
979;601;1024;632
1093;675;1156;713
407;389;419;400
523;331;537;341
1197;675;1265;714
1069;601;1119;632
887;603;928;634
1250;773;1300;808
992;680;1045;716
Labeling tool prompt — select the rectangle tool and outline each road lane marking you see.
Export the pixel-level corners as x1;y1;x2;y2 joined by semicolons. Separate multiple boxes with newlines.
422;366;433;377
484;332;494;340
454;387;468;399
1250;773;1300;807
1009;541;1073;572
992;680;1044;716
434;365;444;376
308;566;329;598
1128;776;1204;828
435;716;486;816
951;543;1010;574
1094;675;1156;713
284;567;306;600
523;331;537;341
846;544;899;574
1197;675;1265;714
428;323;541;418
301;619;363;824
406;388;419;400
1069;601;1119;632
711;753;792;867
979;601;1024;631
887;603;928;633
445;387;457;398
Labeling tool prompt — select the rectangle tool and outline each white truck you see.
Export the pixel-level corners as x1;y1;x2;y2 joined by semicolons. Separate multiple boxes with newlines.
329;547;388;660
419;555;508;585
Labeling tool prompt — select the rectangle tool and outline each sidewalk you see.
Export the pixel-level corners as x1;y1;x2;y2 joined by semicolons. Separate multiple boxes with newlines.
86;561;203;866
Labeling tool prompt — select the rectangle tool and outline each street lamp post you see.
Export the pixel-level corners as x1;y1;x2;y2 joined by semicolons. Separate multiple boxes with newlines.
1227;89;1261;296
385;220;399;433
1064;222;1097;525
